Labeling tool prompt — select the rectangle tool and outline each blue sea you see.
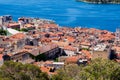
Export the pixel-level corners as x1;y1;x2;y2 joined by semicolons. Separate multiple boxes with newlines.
0;0;120;32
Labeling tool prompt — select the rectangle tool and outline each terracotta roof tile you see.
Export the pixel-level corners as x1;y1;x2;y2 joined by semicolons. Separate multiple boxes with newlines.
81;50;92;59
64;46;77;51
10;33;26;40
65;55;82;64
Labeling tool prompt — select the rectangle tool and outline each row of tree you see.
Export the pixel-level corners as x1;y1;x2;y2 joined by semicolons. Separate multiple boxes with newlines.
0;58;120;80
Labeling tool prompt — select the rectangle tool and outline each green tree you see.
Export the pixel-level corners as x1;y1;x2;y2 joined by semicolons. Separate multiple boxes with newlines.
52;58;120;80
20;28;29;32
111;67;120;80
0;61;49;80
0;29;7;35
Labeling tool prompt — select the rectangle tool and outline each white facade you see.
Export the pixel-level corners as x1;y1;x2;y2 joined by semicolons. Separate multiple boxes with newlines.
64;50;76;56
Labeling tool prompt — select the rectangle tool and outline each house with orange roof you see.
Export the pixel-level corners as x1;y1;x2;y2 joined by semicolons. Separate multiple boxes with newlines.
39;37;51;45
65;55;88;65
52;41;69;48
65;56;80;64
39;23;59;32
8;22;20;29
80;41;91;49
81;50;92;59
34;61;64;75
66;36;76;43
22;23;35;30
50;33;59;38
50;37;60;42
35;61;64;69
99;33;115;42
10;33;26;50
40;66;57;75
1;33;29;54
10;33;26;40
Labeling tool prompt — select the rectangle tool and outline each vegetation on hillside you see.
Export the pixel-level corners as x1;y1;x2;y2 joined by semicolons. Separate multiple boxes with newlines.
77;0;120;4
52;58;120;80
0;61;49;80
0;59;120;80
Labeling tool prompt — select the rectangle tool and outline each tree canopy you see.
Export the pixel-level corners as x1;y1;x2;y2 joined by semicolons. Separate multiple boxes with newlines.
52;58;120;80
0;61;49;80
0;59;120;80
0;29;7;35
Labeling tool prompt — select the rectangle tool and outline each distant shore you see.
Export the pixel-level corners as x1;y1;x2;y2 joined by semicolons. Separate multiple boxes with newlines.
76;0;120;4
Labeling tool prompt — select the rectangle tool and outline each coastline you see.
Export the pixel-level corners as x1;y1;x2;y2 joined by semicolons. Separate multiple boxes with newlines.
13;16;117;32
1;0;120;32
76;0;120;4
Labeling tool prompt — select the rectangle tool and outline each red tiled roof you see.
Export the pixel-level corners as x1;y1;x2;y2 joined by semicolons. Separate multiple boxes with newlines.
64;46;77;51
65;55;82;64
52;41;69;47
10;33;26;40
8;23;20;27
80;42;91;46
81;50;92;59
66;36;75;42
24;24;34;28
40;66;57;75
41;23;59;28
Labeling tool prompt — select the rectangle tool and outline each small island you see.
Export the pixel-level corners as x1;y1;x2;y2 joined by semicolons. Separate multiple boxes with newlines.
76;0;120;4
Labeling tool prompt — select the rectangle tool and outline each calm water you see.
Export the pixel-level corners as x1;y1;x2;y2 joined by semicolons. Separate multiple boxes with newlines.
0;0;120;32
